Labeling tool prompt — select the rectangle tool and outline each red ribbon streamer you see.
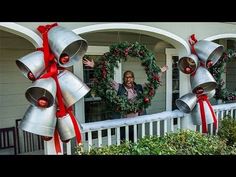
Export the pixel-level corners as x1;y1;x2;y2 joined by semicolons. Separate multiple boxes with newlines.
197;95;218;133
188;34;198;55
53;130;62;154
198;95;207;133
68;107;82;144
37;23;82;154
37;23;58;68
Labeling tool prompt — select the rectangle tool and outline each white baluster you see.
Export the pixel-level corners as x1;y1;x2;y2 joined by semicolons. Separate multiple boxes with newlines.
88;131;92;152
164;120;167;135
149;122;153;136
125;126;129;141
98;130;102;147
116;127;120;145
170;119;174;132
141;123;145;138
133;125;137;143
66;141;71;155
107;128;111;146
221;111;224;120
177;117;181;130
157;121;160;137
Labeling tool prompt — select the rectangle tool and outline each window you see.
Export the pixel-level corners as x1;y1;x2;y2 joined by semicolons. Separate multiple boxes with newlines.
172;56;179;110
83;55;112;123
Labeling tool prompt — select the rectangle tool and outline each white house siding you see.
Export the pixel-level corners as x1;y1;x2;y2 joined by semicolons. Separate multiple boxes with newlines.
0;30;34;128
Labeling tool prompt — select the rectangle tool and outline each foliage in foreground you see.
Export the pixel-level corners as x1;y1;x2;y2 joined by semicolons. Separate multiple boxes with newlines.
218;115;236;146
75;130;236;155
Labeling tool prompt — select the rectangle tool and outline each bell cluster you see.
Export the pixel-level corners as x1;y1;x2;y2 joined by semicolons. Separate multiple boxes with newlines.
176;40;224;126
15;25;90;143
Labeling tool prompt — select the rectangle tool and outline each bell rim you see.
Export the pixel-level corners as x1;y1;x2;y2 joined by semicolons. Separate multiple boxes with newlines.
175;99;191;113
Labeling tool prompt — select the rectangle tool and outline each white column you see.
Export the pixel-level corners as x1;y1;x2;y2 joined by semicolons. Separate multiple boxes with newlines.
44;136;63;155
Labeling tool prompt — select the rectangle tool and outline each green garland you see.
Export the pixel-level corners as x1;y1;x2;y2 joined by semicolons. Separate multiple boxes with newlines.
209;49;236;101
91;41;162;115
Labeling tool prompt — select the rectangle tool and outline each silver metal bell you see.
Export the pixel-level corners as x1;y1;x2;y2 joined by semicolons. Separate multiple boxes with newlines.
57;114;79;142
58;70;90;108
175;93;197;113
25;77;56;108
48;26;88;67
178;54;199;74
19;104;57;137
190;66;217;94
194;40;224;68
191;101;215;125
16;51;45;80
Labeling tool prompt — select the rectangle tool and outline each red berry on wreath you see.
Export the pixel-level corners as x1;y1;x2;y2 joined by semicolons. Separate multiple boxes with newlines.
144;97;150;103
139;51;144;56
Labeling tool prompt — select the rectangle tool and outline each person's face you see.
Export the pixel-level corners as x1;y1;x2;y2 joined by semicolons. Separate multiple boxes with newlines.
124;73;134;89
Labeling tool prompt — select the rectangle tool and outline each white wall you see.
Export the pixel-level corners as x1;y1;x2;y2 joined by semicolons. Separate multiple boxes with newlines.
0;30;34;128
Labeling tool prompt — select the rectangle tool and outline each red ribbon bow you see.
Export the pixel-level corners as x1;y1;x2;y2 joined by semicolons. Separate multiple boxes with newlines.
197;94;218;133
188;34;198;55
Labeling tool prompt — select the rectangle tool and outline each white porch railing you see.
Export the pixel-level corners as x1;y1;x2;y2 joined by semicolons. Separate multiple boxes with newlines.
78;102;236;152
80;109;184;152
206;102;236;134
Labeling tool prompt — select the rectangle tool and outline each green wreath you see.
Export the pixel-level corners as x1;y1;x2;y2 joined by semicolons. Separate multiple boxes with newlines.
209;49;236;101
91;41;162;115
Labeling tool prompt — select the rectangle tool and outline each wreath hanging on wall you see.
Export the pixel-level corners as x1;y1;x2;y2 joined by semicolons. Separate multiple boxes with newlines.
91;41;162;115
209;49;236;101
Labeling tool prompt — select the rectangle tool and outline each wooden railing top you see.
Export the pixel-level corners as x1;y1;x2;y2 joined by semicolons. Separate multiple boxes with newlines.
80;102;236;133
80;109;184;132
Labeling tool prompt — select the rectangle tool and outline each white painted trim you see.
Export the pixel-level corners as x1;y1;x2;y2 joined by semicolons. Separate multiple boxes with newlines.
73;23;190;54
205;33;236;41
0;22;42;47
87;46;110;55
165;48;178;111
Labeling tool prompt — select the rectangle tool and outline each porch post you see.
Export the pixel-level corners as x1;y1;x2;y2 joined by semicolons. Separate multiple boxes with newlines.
178;49;196;131
44;137;63;155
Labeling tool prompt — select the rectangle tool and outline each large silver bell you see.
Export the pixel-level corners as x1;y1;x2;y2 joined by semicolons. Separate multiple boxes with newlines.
48;26;88;67
190;66;217;94
15;51;45;81
194;40;224;68
25;77;56;108
191;101;215;125
178;54;199;74
19;104;57;137
58;70;90;108
175;93;197;113
57;114;79;143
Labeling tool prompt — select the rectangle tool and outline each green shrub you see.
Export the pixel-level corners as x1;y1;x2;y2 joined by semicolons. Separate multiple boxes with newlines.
74;130;236;155
218;115;236;146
